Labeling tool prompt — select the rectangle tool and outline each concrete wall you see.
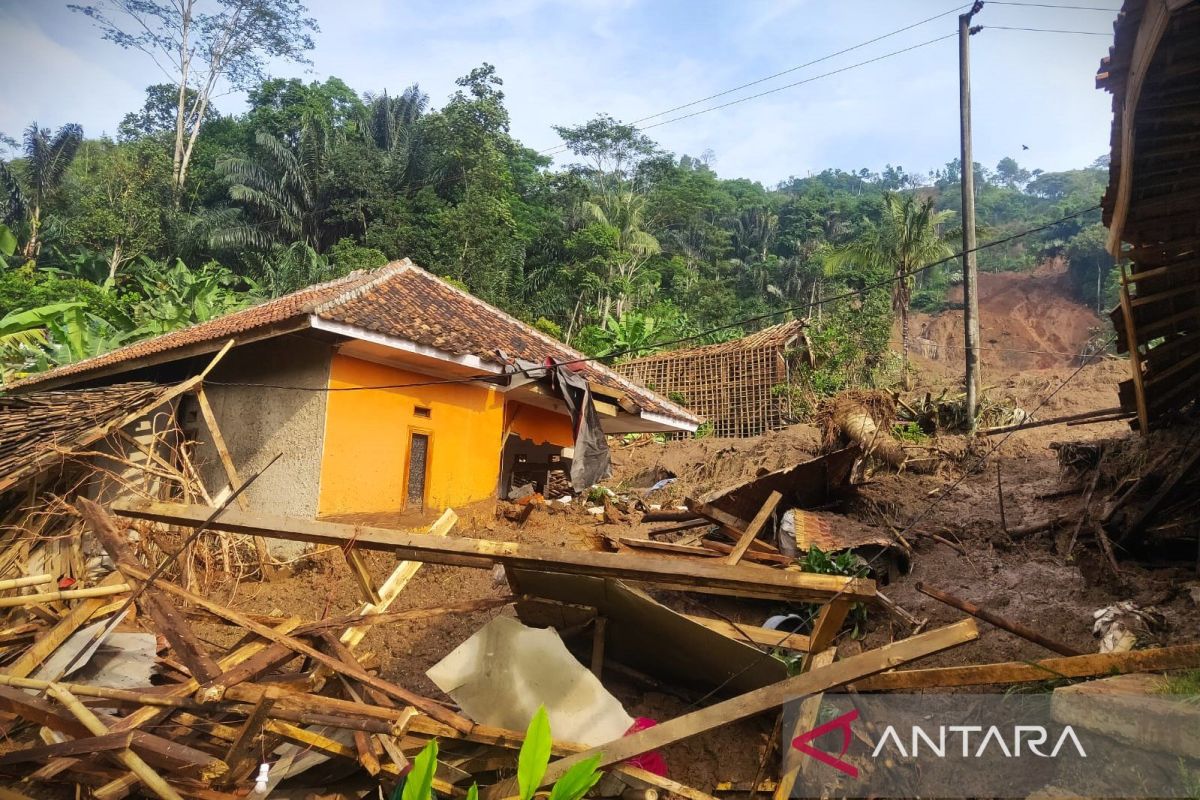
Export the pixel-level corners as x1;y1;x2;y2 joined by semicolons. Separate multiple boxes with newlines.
191;336;331;528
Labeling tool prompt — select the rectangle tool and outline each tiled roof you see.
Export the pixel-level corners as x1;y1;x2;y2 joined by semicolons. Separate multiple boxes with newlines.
7;261;697;424
0;382;173;491
4;269;383;391
317;262;697;420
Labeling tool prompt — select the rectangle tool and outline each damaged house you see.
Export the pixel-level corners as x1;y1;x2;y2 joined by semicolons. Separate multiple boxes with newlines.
5;260;699;523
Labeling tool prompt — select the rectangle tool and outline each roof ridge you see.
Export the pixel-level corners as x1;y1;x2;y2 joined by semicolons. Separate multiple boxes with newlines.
311;259;414;315
395;265;698;421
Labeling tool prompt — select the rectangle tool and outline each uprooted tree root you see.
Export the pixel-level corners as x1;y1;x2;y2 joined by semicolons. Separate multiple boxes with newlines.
817;390;936;473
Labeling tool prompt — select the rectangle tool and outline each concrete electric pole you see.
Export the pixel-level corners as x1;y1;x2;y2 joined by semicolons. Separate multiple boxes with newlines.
960;2;983;424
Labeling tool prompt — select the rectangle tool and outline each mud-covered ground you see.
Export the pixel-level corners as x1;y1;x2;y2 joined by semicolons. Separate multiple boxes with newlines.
202;267;1197;793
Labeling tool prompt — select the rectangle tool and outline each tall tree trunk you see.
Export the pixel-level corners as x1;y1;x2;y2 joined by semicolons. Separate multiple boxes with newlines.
901;305;911;391
107;240;123;286
22;206;40;260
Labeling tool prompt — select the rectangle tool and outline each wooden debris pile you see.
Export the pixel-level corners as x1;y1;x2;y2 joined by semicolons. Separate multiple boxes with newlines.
0;473;1196;798
1047;425;1200;570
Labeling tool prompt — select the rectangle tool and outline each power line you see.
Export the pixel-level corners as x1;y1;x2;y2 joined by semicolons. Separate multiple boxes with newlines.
541;33;958;158
639;34;958;132
983;25;1111;34
206;204;1101;393
539;3;971;156
986;1;1119;10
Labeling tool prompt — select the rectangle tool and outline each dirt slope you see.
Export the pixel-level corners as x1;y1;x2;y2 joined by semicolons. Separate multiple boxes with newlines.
909;258;1105;374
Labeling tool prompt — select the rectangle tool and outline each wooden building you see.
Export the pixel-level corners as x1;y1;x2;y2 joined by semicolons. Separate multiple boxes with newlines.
614;320;807;438
1100;0;1200;432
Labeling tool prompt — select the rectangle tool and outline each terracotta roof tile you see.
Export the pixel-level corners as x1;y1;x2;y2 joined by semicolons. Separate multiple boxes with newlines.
5;268;384;391
6;260;697;424
318;262;697;420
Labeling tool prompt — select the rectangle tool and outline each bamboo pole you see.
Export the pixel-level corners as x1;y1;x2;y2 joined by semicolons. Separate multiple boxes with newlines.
47;684;184;800
0;573;55;591
0;584;130;608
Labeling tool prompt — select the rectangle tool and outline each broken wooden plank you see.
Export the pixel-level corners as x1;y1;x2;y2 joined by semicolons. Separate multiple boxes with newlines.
726;490;782;566
116;560;472;733
37;615;302;792
487;619;979;798
0;732;136;766
2;572;126;679
616;537;721;558
647;519;711;535
195;387;276;580
774;648;835;800
78;498;222;683
344;548;382;605
115;500;875;603
341;508;456;651
849;642;1200;690
48;684;184;800
219;688;278;787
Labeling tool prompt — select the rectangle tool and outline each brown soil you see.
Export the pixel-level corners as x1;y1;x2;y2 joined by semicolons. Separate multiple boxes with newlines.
204;267;1197;794
908;258;1106;374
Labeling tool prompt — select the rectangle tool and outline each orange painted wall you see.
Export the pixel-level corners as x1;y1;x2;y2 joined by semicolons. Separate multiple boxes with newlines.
505;401;575;447
318;354;506;515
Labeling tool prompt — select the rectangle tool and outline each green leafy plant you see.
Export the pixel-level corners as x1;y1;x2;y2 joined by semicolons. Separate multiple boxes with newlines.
892;421;929;444
389;706;602;800
795;546;871;636
399;739;438;800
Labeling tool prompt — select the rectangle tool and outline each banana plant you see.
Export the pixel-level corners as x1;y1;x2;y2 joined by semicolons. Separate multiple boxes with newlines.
0;301;84;381
394;707;603;800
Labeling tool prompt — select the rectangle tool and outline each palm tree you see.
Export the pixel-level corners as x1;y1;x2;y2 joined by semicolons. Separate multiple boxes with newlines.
213;129;325;252
582;191;660;319
2;122;84;260
824;192;953;387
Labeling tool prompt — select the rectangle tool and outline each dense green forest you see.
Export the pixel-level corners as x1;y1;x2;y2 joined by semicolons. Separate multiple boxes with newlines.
0;41;1112;390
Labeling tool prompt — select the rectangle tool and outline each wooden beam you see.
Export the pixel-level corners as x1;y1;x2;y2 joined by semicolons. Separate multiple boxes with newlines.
219;689;278;787
0;732;136;766
47;685;184;800
116;560;473;733
341;508;455;651
40;615;302;792
802;600;850;671
1119;271;1151;434
774;648;835;800
195;388;276;580
114;500;876;603
486;619;978;799
344;548;382;605
849;642;1200;690
78;498;222;683
726;491;782;565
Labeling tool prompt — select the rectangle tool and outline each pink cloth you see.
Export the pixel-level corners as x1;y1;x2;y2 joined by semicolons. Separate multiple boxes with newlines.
622;717;669;777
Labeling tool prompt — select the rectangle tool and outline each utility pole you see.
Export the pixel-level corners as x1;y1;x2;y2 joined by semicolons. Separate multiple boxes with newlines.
960;2;984;425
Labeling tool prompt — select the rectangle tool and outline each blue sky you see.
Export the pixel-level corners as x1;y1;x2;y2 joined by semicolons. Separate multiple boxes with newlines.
0;0;1118;184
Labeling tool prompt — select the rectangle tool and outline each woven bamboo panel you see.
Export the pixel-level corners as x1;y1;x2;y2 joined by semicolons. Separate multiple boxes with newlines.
617;345;787;438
